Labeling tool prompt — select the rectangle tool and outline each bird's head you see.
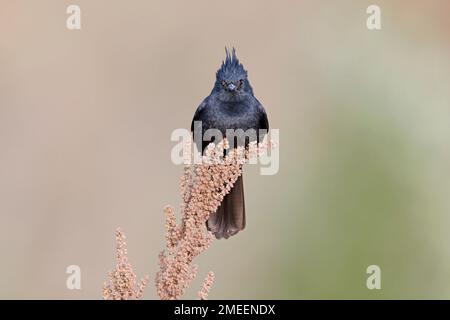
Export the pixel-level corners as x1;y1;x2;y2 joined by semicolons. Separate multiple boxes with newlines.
213;48;253;101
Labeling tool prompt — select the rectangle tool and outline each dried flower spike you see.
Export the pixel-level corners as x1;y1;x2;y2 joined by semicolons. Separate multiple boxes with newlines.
198;271;215;300
103;228;149;300
155;138;273;300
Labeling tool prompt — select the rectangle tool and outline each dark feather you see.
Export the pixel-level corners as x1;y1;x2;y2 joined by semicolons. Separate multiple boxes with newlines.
207;175;245;239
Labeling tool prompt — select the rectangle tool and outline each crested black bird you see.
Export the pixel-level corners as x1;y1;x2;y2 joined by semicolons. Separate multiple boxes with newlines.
191;48;269;239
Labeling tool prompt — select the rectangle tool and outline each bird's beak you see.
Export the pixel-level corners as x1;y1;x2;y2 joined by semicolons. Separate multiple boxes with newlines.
227;83;236;91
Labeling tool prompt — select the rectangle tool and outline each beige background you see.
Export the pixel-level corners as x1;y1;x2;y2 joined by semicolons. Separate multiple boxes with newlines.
1;0;450;299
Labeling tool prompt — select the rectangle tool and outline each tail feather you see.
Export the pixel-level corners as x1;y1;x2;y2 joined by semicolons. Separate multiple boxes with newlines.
207;175;245;239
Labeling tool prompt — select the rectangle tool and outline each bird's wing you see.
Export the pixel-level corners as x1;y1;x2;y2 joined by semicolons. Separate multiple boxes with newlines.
255;99;269;131
191;97;209;132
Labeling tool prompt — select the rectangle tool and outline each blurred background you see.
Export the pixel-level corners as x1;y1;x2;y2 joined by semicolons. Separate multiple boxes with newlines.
1;0;450;299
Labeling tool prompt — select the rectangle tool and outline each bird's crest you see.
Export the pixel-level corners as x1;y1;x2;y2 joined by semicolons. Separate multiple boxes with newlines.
216;47;247;81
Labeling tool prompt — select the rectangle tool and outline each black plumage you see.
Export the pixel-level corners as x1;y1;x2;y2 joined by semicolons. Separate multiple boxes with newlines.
191;48;269;239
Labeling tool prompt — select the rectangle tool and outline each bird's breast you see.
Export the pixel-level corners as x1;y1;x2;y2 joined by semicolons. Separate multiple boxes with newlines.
206;107;256;132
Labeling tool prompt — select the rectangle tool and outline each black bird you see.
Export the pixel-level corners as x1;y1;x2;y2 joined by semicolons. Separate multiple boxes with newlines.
191;48;269;239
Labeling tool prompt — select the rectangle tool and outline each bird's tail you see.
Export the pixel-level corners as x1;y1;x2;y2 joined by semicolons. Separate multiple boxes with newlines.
207;174;245;239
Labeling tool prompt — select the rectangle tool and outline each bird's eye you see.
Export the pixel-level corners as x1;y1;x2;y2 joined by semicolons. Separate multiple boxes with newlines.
238;79;243;88
221;80;226;87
